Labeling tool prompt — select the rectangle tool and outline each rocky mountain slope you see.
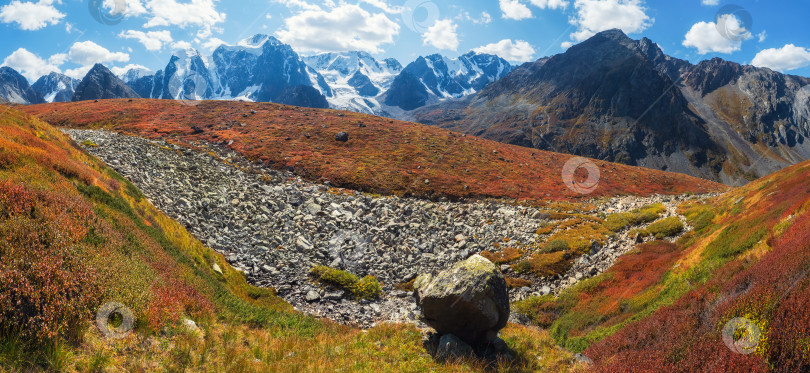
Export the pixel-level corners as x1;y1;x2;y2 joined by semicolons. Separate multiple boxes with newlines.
413;29;810;186
72;63;140;101
32;72;79;103
0;66;43;104
21;99;724;202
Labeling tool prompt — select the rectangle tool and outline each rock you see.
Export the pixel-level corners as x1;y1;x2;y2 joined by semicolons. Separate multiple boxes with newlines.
540;285;551;295
574;353;594;365
335;132;349;142
414;254;509;345
212;263;223;275
305;290;320;302
434;334;473;362
183;318;198;331
454;234;466;242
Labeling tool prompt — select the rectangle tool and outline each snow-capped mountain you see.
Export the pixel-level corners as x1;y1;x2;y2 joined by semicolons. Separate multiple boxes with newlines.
121;34;332;108
119;67;153;84
32;72;79;103
303;51;402;113
383;52;512;111
0;67;44;104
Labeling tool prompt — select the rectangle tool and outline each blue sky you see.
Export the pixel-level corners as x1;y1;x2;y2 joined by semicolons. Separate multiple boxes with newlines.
1;0;809;82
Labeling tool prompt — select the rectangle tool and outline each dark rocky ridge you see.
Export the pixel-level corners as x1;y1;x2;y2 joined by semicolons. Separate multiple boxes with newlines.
72;64;140;101
412;29;810;185
0;67;44;104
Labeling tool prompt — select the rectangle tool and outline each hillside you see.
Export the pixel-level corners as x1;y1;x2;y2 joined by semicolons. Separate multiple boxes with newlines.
514;155;810;370
20;99;724;203
412;29;810;186
0;104;581;371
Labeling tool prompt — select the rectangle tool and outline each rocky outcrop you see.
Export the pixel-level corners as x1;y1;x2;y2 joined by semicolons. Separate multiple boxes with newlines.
72;64;140;101
0;67;44;104
414;254;509;345
32;72;79;103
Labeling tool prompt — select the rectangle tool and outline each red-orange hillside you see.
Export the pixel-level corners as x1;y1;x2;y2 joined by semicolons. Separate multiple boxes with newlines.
22;99;726;201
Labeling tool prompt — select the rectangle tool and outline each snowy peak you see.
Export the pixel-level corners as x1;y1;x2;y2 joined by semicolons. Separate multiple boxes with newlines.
119;67;153;84
32;72;79;103
303;51;402;113
383;51;512;111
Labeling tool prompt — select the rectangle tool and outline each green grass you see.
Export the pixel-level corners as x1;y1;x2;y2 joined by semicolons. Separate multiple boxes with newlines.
310;266;384;300
603;203;666;232
639;217;685;239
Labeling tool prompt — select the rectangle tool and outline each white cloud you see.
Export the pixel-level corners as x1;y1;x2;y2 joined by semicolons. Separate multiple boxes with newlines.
0;0;65;31
109;64;151;77
460;11;492;24
421;19;459;51
142;0;226;39
757;31;767;43
171;41;193;50
701;0;719;5
118;30;173;51
682;15;751;54
274;0;321;11
201;37;227;51
358;0;403;14
64;66;93;80
276;4;399;54
68;41;130;66
499;0;532;20
529;0;568;9
561;41;574;49
569;0;653;42
106;0;148;17
1;48;63;81
473;39;535;62
752;44;810;72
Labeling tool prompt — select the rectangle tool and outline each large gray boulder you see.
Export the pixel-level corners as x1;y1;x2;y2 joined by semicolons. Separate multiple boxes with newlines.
414;254;509;345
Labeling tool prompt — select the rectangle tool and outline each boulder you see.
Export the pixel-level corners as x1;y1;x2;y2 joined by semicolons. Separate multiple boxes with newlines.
335;131;349;142
414;254;509;345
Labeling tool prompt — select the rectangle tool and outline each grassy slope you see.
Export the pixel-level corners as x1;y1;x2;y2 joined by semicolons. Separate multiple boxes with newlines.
0;105;582;372
516;159;810;371
21;99;725;202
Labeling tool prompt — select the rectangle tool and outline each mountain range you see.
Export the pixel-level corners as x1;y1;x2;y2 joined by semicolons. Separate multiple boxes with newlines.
412;29;810;185
3;30;810;186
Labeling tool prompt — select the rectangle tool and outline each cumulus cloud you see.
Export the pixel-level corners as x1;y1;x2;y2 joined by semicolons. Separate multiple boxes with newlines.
1;48;63;81
273;0;321;11
473;39;535;62
701;0;719;5
118;30;173;51
358;0;403;14
64;65;93;80
500;0;567;20
569;0;653;41
142;0;226;39
276;4;399;54
171;40;193;50
499;0;532;20
109;64;152;77
682;14;751;54
757;31;767;43
0;0;64;31
68;41;130;66
201;37;227;51
422;19;460;51
752;44;810;72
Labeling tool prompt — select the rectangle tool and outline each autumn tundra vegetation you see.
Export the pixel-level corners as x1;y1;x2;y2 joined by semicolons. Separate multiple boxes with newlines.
1;99;809;371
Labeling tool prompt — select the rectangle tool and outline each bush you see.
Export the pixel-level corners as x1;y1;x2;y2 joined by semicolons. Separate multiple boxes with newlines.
642;217;685;239
603;204;665;232
543;239;570;253
310;266;383;300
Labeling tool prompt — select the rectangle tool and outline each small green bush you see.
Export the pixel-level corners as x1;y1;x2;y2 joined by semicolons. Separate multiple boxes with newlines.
543;239;570;253
644;217;685;239
603;204;666;232
310;266;383;300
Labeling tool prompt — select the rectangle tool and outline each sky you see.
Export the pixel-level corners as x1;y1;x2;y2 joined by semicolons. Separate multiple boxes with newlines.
1;0;809;83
